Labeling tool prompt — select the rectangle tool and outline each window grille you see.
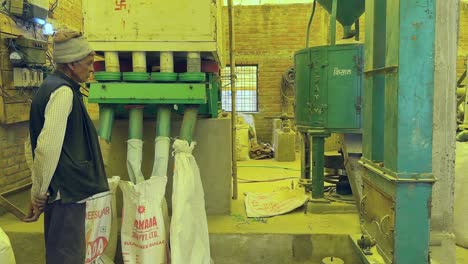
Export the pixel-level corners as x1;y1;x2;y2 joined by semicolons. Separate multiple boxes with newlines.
220;65;258;112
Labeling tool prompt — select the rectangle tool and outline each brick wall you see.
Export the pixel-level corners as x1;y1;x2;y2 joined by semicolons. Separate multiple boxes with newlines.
0;0;83;193
223;4;321;142
224;2;465;143
222;4;359;142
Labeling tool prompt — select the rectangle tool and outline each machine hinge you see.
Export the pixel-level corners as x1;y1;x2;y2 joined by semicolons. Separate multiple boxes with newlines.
356;96;362;113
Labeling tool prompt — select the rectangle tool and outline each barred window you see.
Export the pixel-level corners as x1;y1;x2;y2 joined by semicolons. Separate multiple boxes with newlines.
220;65;258;112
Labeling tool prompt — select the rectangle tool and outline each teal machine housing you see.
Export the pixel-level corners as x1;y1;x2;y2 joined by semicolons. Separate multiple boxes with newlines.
295;0;436;263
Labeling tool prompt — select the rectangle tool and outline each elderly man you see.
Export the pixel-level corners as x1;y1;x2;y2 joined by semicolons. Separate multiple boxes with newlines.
25;29;109;264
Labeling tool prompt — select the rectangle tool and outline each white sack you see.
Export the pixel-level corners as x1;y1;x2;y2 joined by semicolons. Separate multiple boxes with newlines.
171;139;211;264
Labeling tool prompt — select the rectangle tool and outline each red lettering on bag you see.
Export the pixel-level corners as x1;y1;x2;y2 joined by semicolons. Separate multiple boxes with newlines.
133;217;158;230
86;206;110;220
85;236;108;263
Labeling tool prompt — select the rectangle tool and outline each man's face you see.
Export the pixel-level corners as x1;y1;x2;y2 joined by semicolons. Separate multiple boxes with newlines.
70;55;94;83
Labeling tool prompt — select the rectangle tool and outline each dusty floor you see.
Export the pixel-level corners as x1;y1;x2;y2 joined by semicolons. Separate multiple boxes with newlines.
0;154;467;263
208;156;360;235
207;155;468;264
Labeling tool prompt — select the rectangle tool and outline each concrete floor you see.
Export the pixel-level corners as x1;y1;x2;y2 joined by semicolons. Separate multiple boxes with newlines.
208;156;360;236
1;154;468;263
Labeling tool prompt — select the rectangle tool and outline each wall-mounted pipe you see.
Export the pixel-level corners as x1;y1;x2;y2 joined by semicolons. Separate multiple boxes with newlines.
228;0;238;200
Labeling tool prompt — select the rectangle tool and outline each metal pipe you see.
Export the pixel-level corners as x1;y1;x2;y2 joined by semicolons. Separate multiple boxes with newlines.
187;52;201;72
160;51;174;73
179;107;198;143
330;0;338;45
98;105;114;141
228;0;238;200
152;51;174;177
156;107;171;137
104;52;120;72
310;134;325;199
98;52;120;142
132;51;147;72
179;52;200;143
128;106;144;140
305;0;317;48
152;107;171;177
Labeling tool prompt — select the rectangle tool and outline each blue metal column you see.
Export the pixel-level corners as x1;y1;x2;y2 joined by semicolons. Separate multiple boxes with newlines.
357;0;436;263
389;1;435;262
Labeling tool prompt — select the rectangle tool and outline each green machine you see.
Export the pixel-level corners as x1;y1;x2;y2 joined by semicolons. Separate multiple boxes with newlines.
89;70;220;143
296;0;437;263
295;0;365;199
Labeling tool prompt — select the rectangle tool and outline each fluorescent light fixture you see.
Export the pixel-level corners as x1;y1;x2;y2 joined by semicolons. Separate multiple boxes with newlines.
32;17;45;25
43;23;54;35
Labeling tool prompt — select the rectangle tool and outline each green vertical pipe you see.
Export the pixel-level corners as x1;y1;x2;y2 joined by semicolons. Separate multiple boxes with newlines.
128;107;143;140
310;135;325;199
330;0;338;45
180;106;198;143
355;18;360;41
156;106;171;137
98;105;115;141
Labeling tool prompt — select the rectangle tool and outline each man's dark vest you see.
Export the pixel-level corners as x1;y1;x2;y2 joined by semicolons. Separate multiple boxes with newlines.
29;71;109;203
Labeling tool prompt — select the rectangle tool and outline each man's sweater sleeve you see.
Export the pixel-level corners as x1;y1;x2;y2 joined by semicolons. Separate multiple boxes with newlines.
30;86;73;200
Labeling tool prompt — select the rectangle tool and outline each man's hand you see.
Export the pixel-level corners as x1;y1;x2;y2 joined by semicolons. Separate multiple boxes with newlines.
23;193;49;222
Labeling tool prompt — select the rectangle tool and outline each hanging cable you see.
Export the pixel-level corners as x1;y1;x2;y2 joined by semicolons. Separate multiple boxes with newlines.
281;66;295;116
305;0;317;48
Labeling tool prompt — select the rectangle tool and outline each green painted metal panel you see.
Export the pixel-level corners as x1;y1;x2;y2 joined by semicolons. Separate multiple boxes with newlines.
326;45;363;129
394;183;432;263
316;0;365;27
295;44;363;132
363;0;386;163
88;83;207;104
383;0;400;172
295;49;315;128
177;74;220;118
311;49;328;128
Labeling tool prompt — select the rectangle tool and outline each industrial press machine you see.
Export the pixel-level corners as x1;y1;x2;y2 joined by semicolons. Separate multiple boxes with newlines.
80;0;226;187
295;0;436;263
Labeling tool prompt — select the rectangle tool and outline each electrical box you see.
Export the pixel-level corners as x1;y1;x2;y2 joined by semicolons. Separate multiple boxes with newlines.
13;67;30;87
13;67;43;87
295;43;364;132
24;0;48;20
8;0;48;20
8;0;24;15
13;37;47;64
